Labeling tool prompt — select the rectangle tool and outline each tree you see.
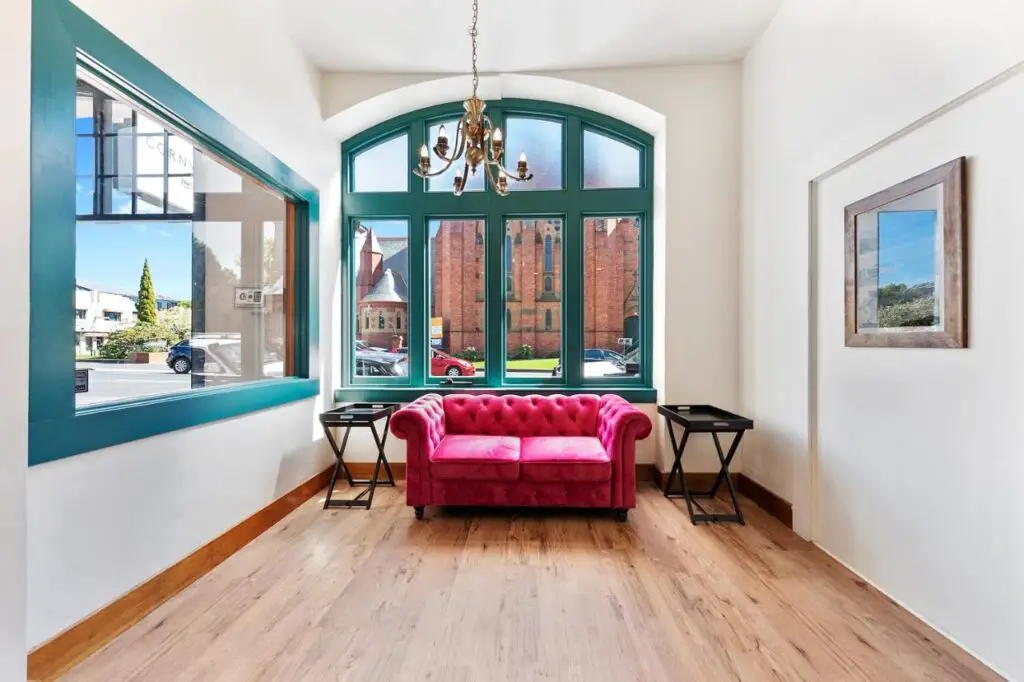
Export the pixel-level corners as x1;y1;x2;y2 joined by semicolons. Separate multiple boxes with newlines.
99;322;185;360
136;259;158;324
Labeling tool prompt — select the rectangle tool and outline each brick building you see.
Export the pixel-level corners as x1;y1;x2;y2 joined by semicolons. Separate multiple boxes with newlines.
356;217;639;357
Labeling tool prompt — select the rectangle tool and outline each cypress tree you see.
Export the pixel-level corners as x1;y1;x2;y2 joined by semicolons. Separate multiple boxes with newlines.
136;259;158;324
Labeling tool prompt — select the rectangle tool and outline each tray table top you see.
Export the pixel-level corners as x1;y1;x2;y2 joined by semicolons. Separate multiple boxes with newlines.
319;402;400;426
657;404;753;431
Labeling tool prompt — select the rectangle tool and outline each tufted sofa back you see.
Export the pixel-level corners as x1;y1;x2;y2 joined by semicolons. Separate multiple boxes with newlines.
443;394;600;438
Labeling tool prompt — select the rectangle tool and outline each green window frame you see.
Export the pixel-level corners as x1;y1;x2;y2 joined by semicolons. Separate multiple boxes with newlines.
29;0;320;465
338;100;654;403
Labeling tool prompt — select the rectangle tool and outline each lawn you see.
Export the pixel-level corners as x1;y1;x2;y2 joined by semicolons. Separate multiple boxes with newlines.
471;358;559;371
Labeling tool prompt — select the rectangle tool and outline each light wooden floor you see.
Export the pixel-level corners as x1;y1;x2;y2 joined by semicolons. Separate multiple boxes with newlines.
62;484;998;682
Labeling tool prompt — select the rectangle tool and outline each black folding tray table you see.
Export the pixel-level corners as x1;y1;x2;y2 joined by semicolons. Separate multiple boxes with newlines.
318;403;399;510
657;404;754;525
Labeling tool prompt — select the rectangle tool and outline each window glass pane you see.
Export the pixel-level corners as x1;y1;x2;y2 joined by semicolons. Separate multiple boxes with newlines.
429;219;485;378
505;117;562;191
351;134;408;193
426;119;485;193
504;218;562;378
583;129;641;189
75;93;94;134
583;217;641;378
353;219;409;377
77;69;194;220
75;66;293;408
100;177;133;214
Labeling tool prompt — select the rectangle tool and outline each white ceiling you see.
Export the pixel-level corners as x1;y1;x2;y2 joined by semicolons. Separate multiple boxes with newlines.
281;0;785;73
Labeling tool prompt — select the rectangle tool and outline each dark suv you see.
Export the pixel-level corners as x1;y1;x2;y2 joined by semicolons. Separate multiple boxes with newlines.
166;340;192;374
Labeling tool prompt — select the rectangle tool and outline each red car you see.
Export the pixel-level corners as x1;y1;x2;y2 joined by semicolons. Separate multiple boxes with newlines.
432;349;475;377
394;348;476;377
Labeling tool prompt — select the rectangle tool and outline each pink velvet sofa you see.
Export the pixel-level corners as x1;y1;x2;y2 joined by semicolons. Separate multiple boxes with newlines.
390;393;652;521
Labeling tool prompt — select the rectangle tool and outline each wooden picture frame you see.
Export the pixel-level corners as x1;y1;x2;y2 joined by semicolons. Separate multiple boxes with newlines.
844;157;967;348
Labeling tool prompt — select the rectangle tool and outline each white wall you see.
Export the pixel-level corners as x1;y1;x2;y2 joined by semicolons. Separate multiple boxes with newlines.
742;0;1024;678
741;0;1024;533
815;71;1024;681
0;0;29;676
322;64;743;474
25;0;340;649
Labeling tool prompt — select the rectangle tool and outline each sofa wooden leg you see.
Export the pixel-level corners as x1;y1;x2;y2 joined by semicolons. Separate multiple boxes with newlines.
414;506;425;520
614;509;628;522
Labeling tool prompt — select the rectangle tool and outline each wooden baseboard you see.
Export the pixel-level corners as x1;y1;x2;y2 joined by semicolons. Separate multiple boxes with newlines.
27;466;334;681
737;474;793;528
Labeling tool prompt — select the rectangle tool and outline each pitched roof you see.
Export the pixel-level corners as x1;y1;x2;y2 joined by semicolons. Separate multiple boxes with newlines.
360;268;408;303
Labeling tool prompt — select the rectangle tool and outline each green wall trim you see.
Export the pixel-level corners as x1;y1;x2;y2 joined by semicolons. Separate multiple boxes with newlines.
340;99;654;395
33;379;320;466
334;386;657;404
29;0;320;466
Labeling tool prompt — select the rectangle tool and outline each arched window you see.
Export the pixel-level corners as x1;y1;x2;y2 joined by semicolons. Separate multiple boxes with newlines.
343;101;652;388
396;313;402;330
377;312;385;330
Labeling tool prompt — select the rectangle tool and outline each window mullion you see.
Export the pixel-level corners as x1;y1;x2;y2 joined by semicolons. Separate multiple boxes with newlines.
407;129;426;386
564;114;584;387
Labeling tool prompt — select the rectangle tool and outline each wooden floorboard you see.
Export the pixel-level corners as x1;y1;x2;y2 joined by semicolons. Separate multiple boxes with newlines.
59;484;1000;682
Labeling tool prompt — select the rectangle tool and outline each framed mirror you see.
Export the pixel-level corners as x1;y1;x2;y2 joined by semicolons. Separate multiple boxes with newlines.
844;157;967;348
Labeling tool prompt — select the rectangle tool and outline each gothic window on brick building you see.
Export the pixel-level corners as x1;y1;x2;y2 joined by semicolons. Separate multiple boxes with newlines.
342;100;651;392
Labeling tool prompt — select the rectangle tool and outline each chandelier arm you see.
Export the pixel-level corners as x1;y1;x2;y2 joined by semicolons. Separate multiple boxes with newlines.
486;157;534;183
482;160;507;196
430;117;468;165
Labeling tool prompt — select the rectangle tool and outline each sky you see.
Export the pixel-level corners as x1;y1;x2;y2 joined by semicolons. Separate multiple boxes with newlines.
877;210;937;287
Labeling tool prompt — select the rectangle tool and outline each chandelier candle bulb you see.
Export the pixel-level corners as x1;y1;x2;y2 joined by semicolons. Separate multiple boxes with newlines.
419;144;430;173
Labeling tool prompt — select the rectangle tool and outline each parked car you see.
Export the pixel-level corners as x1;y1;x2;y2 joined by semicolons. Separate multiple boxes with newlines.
551;348;627;377
392;347;476;377
355;350;407;377
431;349;475;377
166;340;192;374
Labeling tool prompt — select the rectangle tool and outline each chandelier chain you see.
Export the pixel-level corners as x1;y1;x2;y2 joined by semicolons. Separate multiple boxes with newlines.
470;0;479;96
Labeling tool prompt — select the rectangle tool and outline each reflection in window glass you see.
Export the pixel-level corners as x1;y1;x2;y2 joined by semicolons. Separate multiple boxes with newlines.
353;219;409;377
504;218;562;378
352;134;408;193
583;217;641;378
429;219;485;378
426;119;485;193
74;67;293;408
583;129;641;189
505;117;562;191
77;71;194;218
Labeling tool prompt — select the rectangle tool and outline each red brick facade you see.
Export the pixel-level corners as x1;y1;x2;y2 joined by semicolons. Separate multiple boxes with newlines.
357;217;640;358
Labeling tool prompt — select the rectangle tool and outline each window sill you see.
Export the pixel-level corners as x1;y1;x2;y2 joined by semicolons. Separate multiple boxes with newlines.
30;377;320;466
334;385;657;404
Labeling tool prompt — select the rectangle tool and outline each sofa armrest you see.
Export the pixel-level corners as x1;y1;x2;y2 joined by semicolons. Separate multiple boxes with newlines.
390;394;446;506
597;395;653;510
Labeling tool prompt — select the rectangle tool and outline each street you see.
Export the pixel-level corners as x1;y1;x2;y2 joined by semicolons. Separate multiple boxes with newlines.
75;362;190;407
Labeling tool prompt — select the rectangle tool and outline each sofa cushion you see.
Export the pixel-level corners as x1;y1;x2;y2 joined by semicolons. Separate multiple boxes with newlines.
519;436;611;483
429;435;521;481
443;394;600;438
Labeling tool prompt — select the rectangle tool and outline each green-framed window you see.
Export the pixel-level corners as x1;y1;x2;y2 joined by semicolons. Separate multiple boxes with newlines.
29;0;320;465
338;100;654;403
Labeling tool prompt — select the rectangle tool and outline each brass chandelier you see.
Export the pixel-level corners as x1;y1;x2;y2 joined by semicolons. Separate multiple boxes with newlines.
412;0;533;196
